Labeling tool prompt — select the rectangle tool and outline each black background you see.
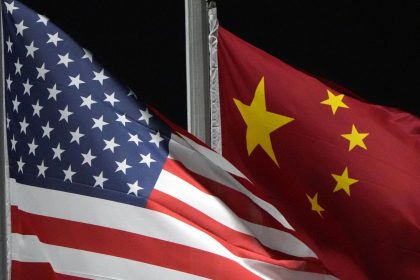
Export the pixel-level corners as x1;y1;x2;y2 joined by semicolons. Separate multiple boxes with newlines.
19;1;420;128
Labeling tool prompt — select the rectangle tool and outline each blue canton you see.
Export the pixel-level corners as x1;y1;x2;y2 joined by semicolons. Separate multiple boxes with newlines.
3;0;171;207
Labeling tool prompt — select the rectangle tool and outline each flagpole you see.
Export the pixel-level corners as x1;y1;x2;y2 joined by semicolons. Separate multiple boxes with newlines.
0;2;9;280
185;0;211;144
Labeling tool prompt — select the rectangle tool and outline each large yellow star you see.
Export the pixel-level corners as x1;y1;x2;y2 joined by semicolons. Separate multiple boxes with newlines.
341;124;369;151
331;167;359;196
306;193;324;217
320;89;349;115
234;77;294;166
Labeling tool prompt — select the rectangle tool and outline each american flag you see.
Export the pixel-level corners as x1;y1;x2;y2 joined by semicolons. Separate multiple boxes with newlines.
2;1;336;279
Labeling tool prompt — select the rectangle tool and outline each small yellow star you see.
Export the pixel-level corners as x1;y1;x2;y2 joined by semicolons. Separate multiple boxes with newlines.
341;124;369;151
234;77;294;166
306;193;325;217
331;167;359;196
320;89;349;115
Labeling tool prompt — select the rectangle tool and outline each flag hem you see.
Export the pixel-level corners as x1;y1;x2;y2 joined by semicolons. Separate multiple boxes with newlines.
208;5;222;154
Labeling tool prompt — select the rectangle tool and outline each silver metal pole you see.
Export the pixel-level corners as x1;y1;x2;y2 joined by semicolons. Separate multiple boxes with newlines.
0;2;8;280
185;0;210;144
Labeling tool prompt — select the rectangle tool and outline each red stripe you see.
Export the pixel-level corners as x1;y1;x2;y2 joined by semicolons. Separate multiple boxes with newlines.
148;189;329;274
164;159;294;233
11;206;260;279
12;261;87;280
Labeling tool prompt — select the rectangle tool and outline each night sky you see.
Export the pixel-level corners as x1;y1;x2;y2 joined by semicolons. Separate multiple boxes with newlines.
18;1;420;129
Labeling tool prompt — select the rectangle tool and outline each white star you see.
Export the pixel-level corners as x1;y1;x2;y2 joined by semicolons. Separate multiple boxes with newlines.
70;127;84;144
36;63;50;80
15;20;28;36
32;99;43;117
37;161;48;178
127;180;143;196
47;83;61;100
149;131;164;148
57;53;74;68
103;137;120;153
128;133;142;146
25;41;39;58
23;78;33;95
116;113;131;126
115;159;132;174
47;32;63;46
10;135;17;151
6;37;13;53
14;57;23;75
92;69;109;85
92;115;108;131
5;1;19;14
42;121;54;139
104;92;119;107
139;108;152;124
68;150;85;170
17;156;25;173
140;153;156;168
12;96;20;112
63;165;76;182
28;138;38;155
68;74;85;89
36;14;49;26
59;105;73;122
81;149;96;166
127;89;137;99
19;117;29;134
6;74;12;91
52;143;64;160
6;115;11;129
93;171;108;188
82;48;92;62
80;95;97;109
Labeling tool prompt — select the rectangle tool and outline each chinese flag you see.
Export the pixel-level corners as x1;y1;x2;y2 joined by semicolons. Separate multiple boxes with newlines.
217;27;420;279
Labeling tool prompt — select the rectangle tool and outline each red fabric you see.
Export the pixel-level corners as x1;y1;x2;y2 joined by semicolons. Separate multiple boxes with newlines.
12;261;87;280
11;206;256;279
217;26;420;280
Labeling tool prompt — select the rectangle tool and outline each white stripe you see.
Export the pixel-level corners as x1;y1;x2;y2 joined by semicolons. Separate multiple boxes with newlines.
11;233;205;280
170;133;295;231
155;169;316;258
176;133;245;179
10;179;335;280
